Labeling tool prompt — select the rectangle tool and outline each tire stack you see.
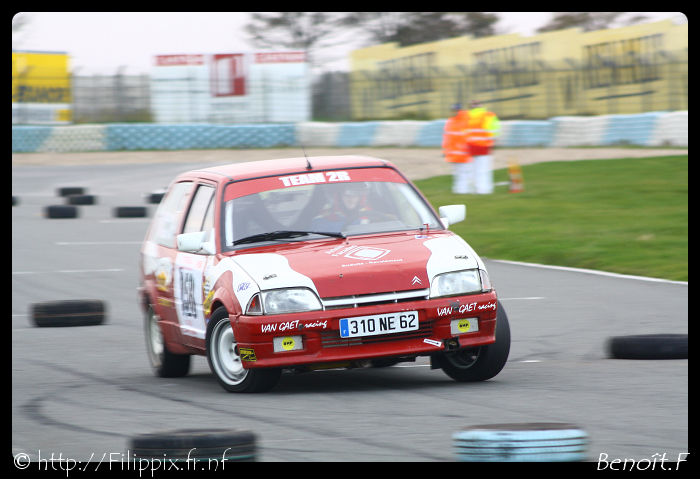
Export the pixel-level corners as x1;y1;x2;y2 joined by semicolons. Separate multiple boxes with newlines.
608;334;688;359
129;429;257;462
32;300;106;327
44;187;94;219
453;423;589;462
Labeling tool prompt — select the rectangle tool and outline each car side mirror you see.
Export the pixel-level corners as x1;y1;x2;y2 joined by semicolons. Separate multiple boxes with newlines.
438;205;466;228
177;231;216;255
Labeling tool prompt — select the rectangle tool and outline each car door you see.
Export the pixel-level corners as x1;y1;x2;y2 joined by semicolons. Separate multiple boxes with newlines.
146;181;194;345
173;182;216;348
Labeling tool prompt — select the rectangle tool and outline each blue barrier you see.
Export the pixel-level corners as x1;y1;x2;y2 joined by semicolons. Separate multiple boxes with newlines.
12;112;687;153
500;121;555;147
12;126;53;153
105;124;296;150
336;122;380;147
602;112;665;146
415;120;447;147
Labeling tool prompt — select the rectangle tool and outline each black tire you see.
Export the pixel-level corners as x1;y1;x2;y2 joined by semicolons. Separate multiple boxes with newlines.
148;192;166;204
130;428;256;462
435;300;511;382
67;194;96;205
206;307;281;393
57;187;85;197
144;305;191;377
114;206;147;218
608;334;688;359
45;205;78;219
453;423;588;462
32;300;106;327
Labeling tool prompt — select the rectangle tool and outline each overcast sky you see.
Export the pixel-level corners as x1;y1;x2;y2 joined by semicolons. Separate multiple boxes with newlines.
12;12;686;75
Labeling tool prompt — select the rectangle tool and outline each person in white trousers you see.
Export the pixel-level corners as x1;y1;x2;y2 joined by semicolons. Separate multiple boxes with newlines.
466;100;500;194
442;104;474;194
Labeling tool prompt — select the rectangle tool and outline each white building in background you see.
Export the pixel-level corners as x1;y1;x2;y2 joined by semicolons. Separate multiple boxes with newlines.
150;51;311;124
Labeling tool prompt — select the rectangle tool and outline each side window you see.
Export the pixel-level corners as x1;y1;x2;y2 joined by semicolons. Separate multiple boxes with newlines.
183;185;215;241
150;182;193;248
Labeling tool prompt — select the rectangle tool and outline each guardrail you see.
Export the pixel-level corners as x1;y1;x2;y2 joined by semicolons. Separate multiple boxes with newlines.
12;111;687;153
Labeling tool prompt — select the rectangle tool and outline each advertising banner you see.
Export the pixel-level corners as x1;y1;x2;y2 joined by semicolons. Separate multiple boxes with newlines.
12;51;72;124
151;51;310;123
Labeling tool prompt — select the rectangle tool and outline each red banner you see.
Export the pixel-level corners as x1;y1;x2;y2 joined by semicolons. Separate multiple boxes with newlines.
211;54;246;97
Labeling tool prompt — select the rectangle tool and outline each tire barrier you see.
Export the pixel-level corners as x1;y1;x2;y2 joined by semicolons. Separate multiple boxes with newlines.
608;334;688;360
147;191;166;204
67;194;96;205
453;423;589;462
32;300;106;327
12;111;688;152
114;206;147;218
129;429;256;462
45;205;78;219
57;187;86;197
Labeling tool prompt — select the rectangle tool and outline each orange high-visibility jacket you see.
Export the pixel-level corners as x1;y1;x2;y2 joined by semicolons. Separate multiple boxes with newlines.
466;107;500;155
442;110;471;163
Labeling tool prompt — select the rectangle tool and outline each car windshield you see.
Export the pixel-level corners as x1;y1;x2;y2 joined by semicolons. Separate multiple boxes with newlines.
223;180;441;250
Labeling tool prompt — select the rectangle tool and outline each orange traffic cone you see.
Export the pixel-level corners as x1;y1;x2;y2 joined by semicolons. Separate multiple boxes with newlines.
508;159;524;193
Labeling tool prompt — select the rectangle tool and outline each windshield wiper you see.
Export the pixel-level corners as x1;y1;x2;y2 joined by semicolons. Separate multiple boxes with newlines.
232;230;345;246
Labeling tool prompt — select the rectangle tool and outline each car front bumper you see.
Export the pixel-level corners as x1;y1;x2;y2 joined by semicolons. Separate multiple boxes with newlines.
232;291;499;369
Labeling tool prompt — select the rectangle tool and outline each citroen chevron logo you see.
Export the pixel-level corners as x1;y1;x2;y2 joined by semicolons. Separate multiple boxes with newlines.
412;276;422;285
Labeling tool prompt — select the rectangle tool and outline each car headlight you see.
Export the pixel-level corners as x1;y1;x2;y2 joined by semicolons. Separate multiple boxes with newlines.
248;288;322;315
430;269;491;298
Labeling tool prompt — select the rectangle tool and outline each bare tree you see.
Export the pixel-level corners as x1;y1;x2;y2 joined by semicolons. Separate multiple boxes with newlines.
12;13;31;49
244;12;349;68
340;12;501;47
537;12;649;33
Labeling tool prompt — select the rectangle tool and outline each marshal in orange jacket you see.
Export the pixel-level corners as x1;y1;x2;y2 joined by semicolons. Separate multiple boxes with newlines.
442;110;471;163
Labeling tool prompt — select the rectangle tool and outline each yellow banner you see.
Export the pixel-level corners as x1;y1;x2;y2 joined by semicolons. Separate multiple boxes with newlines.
12;51;72;104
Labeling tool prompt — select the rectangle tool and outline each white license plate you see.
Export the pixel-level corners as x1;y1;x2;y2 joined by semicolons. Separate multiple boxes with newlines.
339;311;418;338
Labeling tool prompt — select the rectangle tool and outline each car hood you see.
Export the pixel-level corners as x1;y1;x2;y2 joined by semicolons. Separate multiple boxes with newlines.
231;232;481;299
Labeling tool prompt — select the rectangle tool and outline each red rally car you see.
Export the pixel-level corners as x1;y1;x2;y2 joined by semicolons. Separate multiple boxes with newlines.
138;156;510;393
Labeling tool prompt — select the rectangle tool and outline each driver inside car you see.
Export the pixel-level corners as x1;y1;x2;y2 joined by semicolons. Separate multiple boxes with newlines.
310;182;374;232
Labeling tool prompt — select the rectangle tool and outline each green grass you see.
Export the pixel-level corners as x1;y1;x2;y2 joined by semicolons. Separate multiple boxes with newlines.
416;156;688;281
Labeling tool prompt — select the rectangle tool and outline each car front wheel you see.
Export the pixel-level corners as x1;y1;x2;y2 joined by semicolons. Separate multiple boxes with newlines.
435;300;510;382
206;307;281;393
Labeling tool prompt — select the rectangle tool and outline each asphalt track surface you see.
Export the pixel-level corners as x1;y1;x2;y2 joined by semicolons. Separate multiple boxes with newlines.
13;157;687;464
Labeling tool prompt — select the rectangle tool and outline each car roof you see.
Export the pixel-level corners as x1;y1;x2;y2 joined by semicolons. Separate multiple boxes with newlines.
185;155;396;182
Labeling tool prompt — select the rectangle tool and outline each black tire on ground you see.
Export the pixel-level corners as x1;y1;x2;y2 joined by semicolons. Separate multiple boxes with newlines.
148;192;166;204
453;423;588;462
129;429;256;462
114;206;147;218
12;196;18;206
45;205;78;219
32;300;106;327
206;307;282;393
57;187;85;197
608;334;688;359
144;305;191;378
67;194;96;205
435;300;511;382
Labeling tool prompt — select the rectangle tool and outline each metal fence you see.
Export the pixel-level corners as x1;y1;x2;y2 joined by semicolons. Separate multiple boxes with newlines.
72;73;151;123
12;50;687;124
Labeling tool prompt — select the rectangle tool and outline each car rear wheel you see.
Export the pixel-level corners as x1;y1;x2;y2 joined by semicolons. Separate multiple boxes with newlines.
436;300;511;382
145;305;190;377
206;307;281;393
